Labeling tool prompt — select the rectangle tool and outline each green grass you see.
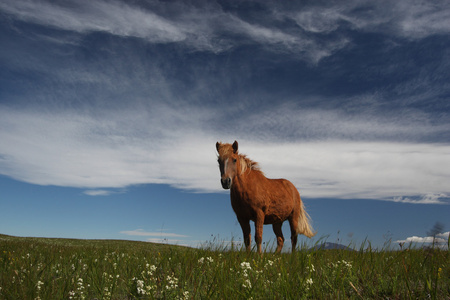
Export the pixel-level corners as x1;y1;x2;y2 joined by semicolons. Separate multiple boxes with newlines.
0;234;448;299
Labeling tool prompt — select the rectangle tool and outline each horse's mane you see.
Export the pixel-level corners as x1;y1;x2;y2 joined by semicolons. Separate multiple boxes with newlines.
237;154;261;175
217;143;261;175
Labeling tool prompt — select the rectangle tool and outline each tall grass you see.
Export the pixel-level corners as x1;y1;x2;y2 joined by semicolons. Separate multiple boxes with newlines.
0;234;448;299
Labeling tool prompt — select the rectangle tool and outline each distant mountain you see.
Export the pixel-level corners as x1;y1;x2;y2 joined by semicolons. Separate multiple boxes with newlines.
310;242;355;251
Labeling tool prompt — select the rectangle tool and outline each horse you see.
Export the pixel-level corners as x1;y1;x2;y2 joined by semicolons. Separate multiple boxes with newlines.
216;141;315;253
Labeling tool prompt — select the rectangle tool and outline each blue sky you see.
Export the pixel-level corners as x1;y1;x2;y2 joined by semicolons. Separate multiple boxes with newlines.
1;0;449;250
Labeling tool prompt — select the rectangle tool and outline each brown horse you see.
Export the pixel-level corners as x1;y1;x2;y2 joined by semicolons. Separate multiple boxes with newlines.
216;141;315;253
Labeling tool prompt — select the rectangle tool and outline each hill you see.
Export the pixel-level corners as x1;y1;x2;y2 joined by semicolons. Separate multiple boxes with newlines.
0;233;185;251
310;242;356;251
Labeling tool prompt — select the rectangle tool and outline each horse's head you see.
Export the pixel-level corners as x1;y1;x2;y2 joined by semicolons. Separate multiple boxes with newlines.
216;140;240;189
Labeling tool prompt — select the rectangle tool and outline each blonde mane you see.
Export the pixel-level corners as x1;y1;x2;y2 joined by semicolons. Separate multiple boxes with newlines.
217;143;261;175
237;154;260;175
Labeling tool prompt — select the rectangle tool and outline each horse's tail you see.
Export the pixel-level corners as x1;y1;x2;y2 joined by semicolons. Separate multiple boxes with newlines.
296;198;316;238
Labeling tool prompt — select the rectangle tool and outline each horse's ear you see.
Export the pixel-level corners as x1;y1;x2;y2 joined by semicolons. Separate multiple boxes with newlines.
232;140;238;153
216;142;221;152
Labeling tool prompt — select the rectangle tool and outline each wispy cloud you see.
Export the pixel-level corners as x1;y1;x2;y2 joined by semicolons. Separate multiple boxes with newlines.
392;194;449;205
0;0;185;43
2;0;449;65
0;0;346;61
285;0;450;39
83;189;117;196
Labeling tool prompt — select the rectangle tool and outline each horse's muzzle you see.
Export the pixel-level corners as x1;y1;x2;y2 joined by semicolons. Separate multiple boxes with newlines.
221;178;231;189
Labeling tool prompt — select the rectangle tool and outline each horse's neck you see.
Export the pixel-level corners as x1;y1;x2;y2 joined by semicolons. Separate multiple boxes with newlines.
233;168;263;190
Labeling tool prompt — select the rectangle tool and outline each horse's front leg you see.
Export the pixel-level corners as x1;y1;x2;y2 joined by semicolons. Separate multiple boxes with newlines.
255;211;264;254
238;217;251;252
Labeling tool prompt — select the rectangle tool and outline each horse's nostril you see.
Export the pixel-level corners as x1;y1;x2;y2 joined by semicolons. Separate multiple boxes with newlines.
221;178;231;189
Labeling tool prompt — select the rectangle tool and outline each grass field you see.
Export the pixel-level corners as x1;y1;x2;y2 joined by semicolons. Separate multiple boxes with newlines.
0;234;448;299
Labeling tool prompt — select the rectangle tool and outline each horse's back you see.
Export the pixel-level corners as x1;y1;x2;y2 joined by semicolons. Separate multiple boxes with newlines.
268;177;299;200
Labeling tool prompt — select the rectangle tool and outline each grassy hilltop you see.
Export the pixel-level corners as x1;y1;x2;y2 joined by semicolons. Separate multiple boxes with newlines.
0;234;448;299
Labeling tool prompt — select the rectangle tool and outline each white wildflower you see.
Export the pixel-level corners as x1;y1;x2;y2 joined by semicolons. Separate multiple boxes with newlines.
36;280;44;291
242;279;252;289
198;256;214;264
182;290;190;300
335;260;352;269
104;287;111;297
146;264;157;276
240;262;251;270
136;279;146;295
304;277;314;291
165;274;179;290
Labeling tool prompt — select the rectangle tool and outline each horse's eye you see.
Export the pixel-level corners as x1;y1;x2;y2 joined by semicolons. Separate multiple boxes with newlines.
233;158;237;163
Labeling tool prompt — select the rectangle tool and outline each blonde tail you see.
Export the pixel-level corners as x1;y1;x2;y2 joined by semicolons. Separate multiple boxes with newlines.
297;200;316;238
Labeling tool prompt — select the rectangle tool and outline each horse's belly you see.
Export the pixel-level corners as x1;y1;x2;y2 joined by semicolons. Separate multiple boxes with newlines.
263;214;284;224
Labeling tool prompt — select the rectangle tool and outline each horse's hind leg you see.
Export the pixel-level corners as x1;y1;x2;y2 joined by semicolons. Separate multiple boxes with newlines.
272;223;284;253
289;217;299;252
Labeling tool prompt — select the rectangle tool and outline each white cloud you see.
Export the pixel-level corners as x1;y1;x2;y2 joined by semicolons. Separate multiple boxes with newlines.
397;236;443;244
0;105;449;202
437;232;450;239
0;105;217;189
392;194;449;205
396;231;449;246
240;141;450;202
83;190;115;196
